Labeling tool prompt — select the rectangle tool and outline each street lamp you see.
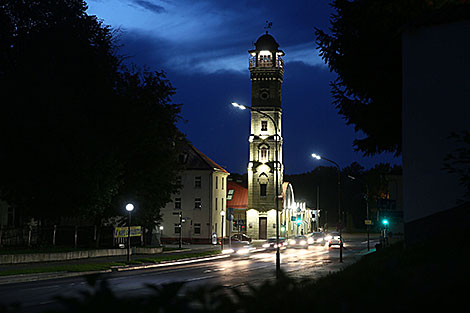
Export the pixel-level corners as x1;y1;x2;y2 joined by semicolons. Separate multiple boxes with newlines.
348;175;370;251
232;102;281;279
125;203;135;262
311;153;343;263
220;210;225;251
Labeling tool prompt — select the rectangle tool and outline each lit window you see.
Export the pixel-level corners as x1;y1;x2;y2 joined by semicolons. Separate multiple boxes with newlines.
227;189;234;201
260;147;269;162
261;120;268;131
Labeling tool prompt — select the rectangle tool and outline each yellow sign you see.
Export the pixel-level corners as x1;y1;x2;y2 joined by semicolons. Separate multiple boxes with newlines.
114;226;142;238
364;220;372;225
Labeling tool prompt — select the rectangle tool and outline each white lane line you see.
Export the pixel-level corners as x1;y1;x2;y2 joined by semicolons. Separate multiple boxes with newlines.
185;275;215;282
25;285;61;291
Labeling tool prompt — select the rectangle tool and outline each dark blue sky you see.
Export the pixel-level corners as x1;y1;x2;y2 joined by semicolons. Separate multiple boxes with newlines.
87;0;401;174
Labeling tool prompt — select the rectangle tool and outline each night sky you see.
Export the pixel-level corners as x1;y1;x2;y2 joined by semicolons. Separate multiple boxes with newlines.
87;0;401;174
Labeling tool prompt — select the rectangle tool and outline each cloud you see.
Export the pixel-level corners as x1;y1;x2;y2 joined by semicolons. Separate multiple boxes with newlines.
132;0;166;14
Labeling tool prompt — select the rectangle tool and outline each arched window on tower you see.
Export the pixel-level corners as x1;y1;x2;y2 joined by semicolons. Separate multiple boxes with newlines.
259;144;269;162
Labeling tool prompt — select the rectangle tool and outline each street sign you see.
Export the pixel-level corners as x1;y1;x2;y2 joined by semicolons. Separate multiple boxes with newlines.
364;219;372;225
291;216;296;221
114;226;142;238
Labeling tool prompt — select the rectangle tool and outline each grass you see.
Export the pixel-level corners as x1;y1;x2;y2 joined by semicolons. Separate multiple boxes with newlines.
0;250;221;277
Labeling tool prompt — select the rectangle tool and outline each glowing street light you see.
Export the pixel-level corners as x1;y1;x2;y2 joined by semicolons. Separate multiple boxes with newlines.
311;153;344;263
231;102;247;110
125;203;135;262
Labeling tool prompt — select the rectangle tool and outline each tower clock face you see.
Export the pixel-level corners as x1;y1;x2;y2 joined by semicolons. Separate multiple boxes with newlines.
259;89;270;100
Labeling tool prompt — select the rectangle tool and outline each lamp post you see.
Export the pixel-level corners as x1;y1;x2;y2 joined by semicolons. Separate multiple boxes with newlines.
232;102;281;279
220;210;225;251
311;153;343;263
348;175;370;251
125;203;135;262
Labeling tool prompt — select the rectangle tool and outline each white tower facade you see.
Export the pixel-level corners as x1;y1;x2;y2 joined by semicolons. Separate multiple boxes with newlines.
246;32;285;240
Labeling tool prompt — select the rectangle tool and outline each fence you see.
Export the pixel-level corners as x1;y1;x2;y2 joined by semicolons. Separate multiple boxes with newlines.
0;225;117;248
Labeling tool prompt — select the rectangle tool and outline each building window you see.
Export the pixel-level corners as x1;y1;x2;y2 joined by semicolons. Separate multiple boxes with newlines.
174;224;181;234
194;223;201;234
194;198;201;209
260;183;267;197
174;198;181;210
195;176;201;188
261;120;268;131
222;177;224;190
260;147;268;162
227;189;234;201
215;197;218;210
216;176;218;189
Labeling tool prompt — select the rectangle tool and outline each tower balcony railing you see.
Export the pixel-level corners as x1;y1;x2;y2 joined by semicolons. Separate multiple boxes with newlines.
249;56;284;69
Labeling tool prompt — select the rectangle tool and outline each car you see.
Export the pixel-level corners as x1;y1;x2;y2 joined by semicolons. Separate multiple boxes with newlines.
307;232;326;245
262;237;287;250
325;232;342;247
231;233;252;243
287;235;309;248
222;240;254;256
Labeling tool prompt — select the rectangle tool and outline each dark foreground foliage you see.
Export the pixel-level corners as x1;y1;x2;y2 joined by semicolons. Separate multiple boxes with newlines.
1;237;466;313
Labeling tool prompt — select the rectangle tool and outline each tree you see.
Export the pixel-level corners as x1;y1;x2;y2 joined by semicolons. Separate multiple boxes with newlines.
0;0;184;244
315;0;470;156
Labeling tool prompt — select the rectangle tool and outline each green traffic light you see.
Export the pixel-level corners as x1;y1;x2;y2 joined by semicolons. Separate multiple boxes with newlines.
382;219;389;226
281;225;286;232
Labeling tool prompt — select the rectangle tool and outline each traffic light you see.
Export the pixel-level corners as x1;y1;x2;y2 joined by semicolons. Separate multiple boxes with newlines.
381;218;389;226
296;216;301;226
280;225;286;232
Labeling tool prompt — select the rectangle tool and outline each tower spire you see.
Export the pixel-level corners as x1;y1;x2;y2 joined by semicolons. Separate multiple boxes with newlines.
264;21;272;34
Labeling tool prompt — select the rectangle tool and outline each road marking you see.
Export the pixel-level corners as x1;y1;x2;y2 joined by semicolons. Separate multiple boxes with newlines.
185;275;214;282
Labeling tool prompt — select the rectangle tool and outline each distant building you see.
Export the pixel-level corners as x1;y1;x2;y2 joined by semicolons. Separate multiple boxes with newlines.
402;19;470;244
226;181;248;235
159;144;229;244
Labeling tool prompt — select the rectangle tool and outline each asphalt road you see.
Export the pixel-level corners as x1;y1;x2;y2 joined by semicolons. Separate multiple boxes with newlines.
0;235;378;313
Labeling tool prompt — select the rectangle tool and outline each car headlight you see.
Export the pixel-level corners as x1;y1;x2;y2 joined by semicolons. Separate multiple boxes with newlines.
289;240;296;245
222;249;234;254
317;238;323;242
237;248;250;255
300;240;307;245
307;238;314;244
262;243;270;248
325;235;332;240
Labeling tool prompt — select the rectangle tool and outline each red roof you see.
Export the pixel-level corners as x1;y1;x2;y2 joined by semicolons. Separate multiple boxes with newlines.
226;181;248;209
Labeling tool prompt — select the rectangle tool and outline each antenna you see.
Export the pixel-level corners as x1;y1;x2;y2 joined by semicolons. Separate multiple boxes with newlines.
264;20;272;33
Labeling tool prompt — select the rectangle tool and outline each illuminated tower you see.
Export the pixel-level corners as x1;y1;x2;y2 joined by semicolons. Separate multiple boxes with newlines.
246;32;284;240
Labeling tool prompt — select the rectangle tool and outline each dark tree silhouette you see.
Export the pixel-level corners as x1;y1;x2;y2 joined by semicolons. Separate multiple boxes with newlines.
0;0;184;241
315;0;470;156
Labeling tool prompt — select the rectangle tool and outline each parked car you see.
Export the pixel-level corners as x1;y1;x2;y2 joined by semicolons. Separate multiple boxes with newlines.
262;237;287;250
287;235;309;248
307;232;326;245
325;232;342;247
231;233;252;243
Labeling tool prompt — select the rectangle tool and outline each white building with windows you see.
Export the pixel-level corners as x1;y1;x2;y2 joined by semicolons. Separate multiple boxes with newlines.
160;144;229;244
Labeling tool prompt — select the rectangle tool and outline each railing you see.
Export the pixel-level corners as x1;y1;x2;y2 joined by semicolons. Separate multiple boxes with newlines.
249;56;284;69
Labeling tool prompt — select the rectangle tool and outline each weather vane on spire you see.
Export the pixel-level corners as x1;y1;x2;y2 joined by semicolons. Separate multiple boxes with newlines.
264;21;272;33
